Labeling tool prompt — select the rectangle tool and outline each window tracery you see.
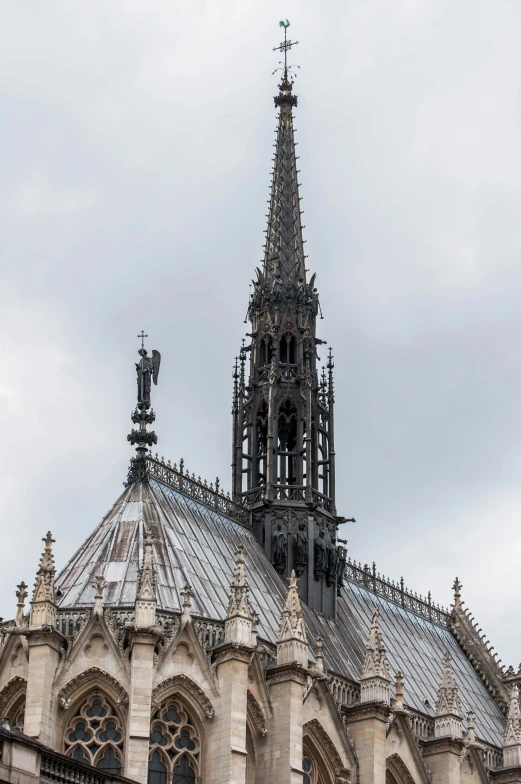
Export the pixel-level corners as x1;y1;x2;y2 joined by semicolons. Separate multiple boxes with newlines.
63;695;124;773
11;698;25;731
148;698;200;784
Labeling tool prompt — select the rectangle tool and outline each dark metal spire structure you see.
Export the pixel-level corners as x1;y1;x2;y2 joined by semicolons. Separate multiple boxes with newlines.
232;24;343;618
126;332;161;485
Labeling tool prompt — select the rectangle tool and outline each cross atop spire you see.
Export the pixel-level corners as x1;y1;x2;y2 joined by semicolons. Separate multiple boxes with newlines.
272;19;299;87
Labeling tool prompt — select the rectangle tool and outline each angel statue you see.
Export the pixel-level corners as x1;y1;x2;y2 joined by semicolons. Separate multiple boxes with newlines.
136;347;161;406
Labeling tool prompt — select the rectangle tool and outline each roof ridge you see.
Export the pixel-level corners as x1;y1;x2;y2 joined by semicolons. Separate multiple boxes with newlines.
345;558;451;627
146;454;250;528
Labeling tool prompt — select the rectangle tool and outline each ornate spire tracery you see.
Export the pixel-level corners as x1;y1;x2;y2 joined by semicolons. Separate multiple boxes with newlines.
29;531;57;629
231;24;343;618
434;650;463;739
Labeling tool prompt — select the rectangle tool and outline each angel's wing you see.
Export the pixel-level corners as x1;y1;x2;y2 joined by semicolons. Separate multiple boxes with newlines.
152;350;161;385
307;272;316;291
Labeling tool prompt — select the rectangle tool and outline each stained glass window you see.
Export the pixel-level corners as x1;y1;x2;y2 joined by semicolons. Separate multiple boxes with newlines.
63;695;124;772
148;699;200;784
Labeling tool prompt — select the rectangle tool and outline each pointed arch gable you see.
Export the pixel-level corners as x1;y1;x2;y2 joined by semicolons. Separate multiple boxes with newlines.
0;676;26;720
386;754;417;784
247;691;267;739
58;667;128;710
152;674;214;723
303;718;350;783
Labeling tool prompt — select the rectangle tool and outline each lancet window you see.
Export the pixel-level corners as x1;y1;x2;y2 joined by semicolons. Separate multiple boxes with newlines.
280;333;297;364
63;695;124;773
148;698;200;784
277;399;298;486
255;401;268;486
258;335;273;368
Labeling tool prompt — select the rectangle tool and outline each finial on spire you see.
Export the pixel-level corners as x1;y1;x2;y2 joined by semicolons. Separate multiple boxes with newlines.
15;581;28;627
315;636;324;673
452;577;463;609
272;20;299;89
126;333;162;486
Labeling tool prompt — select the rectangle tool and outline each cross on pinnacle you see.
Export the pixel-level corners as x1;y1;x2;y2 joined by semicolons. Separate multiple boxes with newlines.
138;330;148;350
273;19;299;84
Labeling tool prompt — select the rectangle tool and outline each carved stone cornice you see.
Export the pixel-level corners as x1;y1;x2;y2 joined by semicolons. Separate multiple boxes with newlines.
422;736;465;758
26;627;67;653
58;667;128;708
490;768;521;784
343;701;391;724
152;674;215;720
304;718;350;780
266;662;308;687
0;676;27;716
212;641;252;668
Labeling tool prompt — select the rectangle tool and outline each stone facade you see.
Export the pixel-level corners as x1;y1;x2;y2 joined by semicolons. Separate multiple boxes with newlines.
1;26;519;784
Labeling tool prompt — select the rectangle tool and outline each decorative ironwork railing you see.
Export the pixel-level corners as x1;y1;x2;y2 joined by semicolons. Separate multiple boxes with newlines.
239;484;334;512
344;560;451;628
146;455;250;528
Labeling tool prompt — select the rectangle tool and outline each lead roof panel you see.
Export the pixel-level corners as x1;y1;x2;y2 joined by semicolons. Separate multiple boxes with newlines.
55;476;505;747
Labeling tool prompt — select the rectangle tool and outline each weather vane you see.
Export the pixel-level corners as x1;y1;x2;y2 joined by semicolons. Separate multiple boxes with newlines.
272;19;300;84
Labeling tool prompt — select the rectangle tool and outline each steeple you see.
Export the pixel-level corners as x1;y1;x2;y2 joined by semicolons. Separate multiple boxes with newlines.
232;22;341;618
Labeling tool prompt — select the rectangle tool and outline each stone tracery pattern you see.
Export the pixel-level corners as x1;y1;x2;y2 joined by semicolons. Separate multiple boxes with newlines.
148;697;200;784
63;695;124;774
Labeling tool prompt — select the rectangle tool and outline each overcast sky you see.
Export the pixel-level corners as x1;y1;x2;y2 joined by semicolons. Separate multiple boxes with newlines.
1;0;521;668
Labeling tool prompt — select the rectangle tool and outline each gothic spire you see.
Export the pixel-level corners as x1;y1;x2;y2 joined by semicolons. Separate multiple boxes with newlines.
263;20;305;295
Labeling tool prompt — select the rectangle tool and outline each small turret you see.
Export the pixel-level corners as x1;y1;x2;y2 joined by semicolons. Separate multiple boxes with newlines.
435;650;462;739
277;570;308;668
225;545;254;646
360;610;390;704
29;532;57;629
503;686;521;767
135;526;157;628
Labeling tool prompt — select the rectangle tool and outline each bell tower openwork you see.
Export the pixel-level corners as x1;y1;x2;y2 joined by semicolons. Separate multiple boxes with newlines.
232;23;348;617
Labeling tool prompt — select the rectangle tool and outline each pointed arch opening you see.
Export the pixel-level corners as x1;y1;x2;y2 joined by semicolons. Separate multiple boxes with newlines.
277;398;298;486
280;333;297;365
255;401;268;487
63;693;125;774
148;696;201;784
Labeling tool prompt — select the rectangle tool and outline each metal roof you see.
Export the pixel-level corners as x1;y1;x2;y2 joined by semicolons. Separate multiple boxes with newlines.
55;477;505;747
